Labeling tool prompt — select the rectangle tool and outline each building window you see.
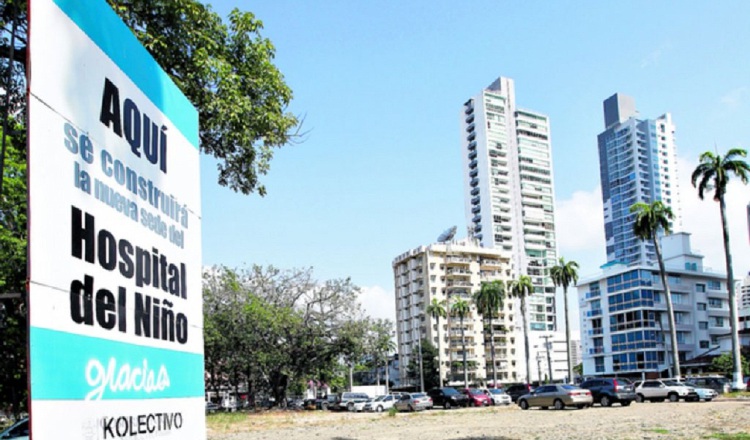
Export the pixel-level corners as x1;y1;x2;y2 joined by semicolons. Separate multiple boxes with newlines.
710;316;724;327
668;275;681;285
699;341;710;349
708;298;723;308
696;284;706;293
697;302;707;311
698;321;708;330
708;280;721;290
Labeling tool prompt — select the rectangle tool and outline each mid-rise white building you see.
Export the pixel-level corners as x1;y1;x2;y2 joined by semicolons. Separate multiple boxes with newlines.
528;331;573;383
393;238;515;387
578;233;730;378
460;77;558;333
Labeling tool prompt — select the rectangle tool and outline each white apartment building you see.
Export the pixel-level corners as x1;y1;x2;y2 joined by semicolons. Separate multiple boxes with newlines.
393;238;514;387
740;273;750;309
528;331;573;383
460;76;558;334
578;233;730;378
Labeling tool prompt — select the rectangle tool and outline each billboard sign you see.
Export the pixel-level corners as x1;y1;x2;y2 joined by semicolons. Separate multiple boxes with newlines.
28;0;204;438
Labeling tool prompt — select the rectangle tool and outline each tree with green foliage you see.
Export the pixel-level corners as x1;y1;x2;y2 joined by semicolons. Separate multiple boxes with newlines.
202;266;366;406
630;201;680;379
425;298;447;387
692;148;750;389
473;280;505;387
369;319;395;394
450;297;471;388
551;257;579;384
0;122;26;416
0;0;300;196
509;275;533;385
711;352;749;378
406;339;440;391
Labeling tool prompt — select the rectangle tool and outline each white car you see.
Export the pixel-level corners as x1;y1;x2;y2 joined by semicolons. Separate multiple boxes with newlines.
481;388;512;405
634;379;698;402
352;398;371;412
364;394;397;412
683;381;718;401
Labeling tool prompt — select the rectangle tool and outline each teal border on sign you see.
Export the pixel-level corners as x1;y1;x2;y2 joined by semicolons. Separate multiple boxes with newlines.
30;327;205;400
52;0;199;150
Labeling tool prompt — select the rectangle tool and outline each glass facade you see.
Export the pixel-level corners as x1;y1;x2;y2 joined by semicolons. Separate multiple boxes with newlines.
597;94;680;265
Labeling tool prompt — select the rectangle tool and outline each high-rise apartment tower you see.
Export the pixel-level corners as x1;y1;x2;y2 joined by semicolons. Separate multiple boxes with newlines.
460;77;558;332
598;93;682;265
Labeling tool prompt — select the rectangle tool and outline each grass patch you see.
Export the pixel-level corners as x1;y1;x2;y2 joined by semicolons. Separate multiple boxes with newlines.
709;434;750;440
722;391;750;399
650;428;670;435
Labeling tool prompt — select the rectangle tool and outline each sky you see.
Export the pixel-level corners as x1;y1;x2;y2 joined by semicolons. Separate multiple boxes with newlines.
200;1;750;331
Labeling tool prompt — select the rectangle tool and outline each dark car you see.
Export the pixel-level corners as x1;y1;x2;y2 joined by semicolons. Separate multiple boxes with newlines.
686;376;731;394
427;387;470;409
504;383;533;402
579;377;636;407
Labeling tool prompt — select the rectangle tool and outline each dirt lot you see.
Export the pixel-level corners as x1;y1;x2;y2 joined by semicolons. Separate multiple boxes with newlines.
208;399;750;440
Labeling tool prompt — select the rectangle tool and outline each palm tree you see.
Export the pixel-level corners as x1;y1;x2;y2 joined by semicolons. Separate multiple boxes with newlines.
691;148;750;389
551;257;579;384
474;280;505;387
509;275;533;385
630;200;680;378
450;297;472;388
426;298;448;387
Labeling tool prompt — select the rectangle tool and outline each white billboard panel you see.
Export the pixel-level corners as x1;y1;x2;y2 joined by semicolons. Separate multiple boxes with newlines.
28;0;204;438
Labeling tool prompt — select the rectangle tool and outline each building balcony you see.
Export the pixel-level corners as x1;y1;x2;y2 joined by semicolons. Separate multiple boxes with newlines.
470;187;480;196
468;149;478;160
470;168;479;178
470;178;479;187
465;114;475;124
468;140;477;150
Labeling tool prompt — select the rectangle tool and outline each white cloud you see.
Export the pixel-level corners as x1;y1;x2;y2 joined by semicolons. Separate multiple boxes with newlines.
640;42;671;69
359;285;397;323
556;187;605;253
720;86;749;109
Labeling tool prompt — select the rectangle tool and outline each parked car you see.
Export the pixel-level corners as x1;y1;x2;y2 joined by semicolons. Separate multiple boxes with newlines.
394;392;432;412
682;381;718;401
352;398;371;412
461;388;491;407
205;401;220;414
633;379;698;402
333;392;370;411
686;376;731;394
480;388;512;406
364;395;397;412
504;383;533;402
579;377;636;407
306;395;337;410
427;387;470;409
0;417;28;440
517;384;593;410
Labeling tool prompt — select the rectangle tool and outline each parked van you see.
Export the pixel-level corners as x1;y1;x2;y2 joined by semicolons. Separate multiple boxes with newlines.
333;392;370;411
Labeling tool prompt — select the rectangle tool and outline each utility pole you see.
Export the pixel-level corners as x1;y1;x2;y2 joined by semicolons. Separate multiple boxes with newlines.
536;352;543;386
542;335;553;383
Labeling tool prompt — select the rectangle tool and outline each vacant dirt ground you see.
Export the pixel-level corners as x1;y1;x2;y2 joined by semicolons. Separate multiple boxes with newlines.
207;398;750;440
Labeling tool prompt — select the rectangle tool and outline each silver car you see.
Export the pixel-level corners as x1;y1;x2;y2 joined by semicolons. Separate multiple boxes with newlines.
517;384;593;410
394;392;433;412
683;381;718;401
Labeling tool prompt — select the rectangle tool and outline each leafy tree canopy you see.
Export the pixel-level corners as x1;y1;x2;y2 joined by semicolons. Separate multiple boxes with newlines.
1;0;300;196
